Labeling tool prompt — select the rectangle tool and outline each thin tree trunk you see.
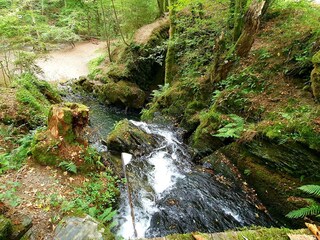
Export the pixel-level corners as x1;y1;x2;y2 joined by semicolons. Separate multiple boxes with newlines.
210;0;267;83
164;0;176;84
111;0;129;46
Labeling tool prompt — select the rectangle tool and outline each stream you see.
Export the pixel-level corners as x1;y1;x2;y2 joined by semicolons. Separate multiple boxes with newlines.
38;42;274;239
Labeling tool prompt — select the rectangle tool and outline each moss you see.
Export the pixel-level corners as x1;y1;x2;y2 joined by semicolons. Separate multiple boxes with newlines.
100;80;146;109
0;215;12;240
166;233;193;240
312;50;320;65
191;107;225;154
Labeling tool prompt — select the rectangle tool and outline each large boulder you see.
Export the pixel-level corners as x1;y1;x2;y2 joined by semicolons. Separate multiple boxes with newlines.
53;215;114;240
106;119;158;156
311;50;320;101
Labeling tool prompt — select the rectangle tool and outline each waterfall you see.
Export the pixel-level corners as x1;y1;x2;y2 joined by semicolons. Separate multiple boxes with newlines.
115;121;272;239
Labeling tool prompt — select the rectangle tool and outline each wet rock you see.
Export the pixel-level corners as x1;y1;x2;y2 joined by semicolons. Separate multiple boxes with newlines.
106;119;158;156
0;215;12;240
53;215;111;240
311;50;320;101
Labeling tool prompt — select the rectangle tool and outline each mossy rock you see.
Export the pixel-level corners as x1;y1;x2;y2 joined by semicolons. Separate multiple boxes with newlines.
106;119;158;156
0;215;12;240
191;109;225;156
101;80;146;109
245;139;320;180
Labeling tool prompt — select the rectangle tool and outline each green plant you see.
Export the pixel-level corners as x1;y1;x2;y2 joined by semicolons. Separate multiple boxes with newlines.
286;185;320;219
151;83;170;98
0;181;22;207
0;132;33;174
213;114;244;138
58;161;77;174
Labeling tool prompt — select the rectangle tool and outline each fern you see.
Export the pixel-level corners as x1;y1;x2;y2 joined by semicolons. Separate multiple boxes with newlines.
98;207;116;223
286;205;320;219
58;161;77;174
287;184;320;219
213;114;244;138
299;185;320;197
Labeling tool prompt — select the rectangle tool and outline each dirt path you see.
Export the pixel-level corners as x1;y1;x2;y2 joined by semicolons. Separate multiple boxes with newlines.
134;17;169;45
36;41;106;82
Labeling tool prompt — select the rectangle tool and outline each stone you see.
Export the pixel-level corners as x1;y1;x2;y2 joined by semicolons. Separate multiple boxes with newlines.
0;215;12;240
106;119;158;156
53;215;110;240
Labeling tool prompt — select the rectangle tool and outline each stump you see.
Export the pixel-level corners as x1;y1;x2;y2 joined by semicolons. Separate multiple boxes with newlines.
31;103;98;172
48;102;89;143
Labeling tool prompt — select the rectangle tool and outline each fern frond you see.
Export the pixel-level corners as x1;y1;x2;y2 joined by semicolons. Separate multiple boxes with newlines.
299;185;320;197
286;205;320;219
59;161;77;174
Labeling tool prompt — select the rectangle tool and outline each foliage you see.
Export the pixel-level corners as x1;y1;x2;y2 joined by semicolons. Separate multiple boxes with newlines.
58;161;77;174
213;114;244;138
15;73;61;125
0;181;22;207
0;132;33;174
286;185;320;219
151;83;170;98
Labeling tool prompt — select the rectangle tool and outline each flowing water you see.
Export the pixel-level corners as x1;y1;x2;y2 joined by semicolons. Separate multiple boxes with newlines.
115;121;273;239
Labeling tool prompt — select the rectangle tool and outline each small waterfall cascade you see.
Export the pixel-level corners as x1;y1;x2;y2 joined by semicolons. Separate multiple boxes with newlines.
115;121;272;239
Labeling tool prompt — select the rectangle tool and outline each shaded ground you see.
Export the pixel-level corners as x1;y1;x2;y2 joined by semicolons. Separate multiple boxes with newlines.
0;160;87;239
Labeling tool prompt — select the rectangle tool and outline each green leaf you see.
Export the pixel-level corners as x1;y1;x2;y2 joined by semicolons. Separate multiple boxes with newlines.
299;185;320;197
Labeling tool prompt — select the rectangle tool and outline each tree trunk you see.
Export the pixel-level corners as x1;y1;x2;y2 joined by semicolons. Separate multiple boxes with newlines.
111;0;129;46
210;0;267;83
234;0;266;57
164;0;176;85
233;0;248;41
157;0;164;16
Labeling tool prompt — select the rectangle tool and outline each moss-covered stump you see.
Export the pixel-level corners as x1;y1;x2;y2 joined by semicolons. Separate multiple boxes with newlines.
311;50;320;101
31;103;99;172
48;103;89;143
0;215;12;240
106;119;158;156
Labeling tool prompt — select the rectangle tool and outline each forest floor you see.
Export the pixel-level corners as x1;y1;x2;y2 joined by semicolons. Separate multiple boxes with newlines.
0;160;87;239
